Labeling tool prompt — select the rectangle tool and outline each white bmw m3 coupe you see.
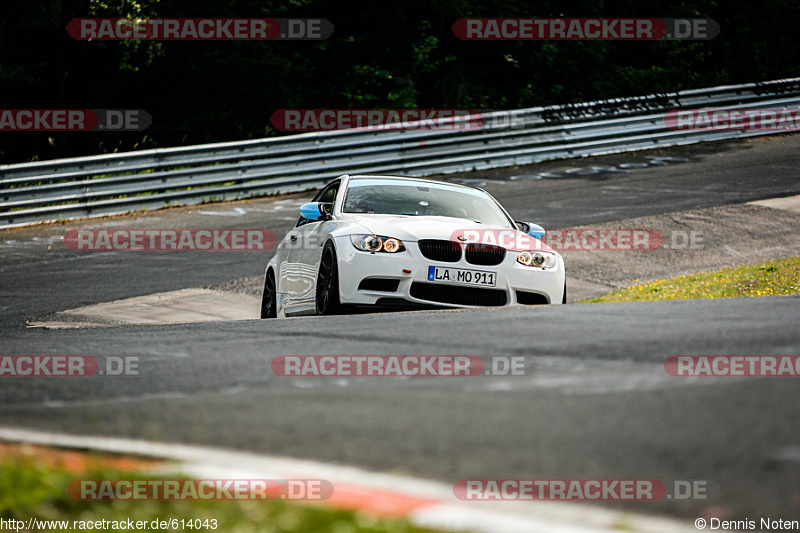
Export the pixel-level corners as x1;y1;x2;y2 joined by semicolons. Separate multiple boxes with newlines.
260;175;566;318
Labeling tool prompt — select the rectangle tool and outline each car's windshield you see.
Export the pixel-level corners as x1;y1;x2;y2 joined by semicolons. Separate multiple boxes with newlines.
343;178;514;227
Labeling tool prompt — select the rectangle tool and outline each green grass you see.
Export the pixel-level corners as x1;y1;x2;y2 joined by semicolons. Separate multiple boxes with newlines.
584;256;800;303
0;450;444;533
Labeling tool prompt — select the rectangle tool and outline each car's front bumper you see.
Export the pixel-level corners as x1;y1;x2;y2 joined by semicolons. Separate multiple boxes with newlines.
334;236;566;308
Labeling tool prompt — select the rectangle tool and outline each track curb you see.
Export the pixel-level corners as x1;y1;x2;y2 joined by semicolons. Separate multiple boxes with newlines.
0;427;699;533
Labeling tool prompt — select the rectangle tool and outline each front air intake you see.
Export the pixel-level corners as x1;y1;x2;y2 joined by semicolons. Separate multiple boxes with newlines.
358;278;401;292
410;282;507;306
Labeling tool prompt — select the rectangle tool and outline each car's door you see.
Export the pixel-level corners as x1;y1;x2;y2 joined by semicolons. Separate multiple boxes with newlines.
282;181;340;313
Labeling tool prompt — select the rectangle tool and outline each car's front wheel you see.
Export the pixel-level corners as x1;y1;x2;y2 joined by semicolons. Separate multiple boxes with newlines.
260;269;277;319
316;242;342;315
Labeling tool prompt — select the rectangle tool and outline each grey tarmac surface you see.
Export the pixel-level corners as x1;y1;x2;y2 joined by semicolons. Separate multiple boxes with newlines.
1;134;799;524
1;298;800;522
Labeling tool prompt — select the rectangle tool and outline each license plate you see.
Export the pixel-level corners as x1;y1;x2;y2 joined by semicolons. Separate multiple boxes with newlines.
427;266;496;287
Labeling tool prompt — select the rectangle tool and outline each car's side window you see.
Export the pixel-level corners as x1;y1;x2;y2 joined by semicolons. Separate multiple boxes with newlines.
317;184;339;211
296;181;340;227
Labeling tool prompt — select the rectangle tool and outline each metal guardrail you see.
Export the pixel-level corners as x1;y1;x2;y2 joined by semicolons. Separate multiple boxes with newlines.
2;77;799;228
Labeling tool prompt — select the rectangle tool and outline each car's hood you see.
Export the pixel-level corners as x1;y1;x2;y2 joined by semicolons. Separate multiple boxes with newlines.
339;214;503;242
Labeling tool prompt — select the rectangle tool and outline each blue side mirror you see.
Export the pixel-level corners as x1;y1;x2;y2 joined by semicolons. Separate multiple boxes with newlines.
299;202;331;221
521;222;546;240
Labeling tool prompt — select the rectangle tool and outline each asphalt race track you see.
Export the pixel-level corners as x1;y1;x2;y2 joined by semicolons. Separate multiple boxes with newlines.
1;135;799;522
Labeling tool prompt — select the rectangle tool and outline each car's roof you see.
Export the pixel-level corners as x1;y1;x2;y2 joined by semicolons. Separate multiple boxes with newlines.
344;174;479;191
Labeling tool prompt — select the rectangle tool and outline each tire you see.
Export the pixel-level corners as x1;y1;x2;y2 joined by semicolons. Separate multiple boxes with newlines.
260;269;277;319
316;242;343;315
562;281;567;304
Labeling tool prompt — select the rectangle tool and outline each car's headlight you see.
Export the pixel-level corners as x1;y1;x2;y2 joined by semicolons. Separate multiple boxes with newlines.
517;250;558;269
351;234;406;253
